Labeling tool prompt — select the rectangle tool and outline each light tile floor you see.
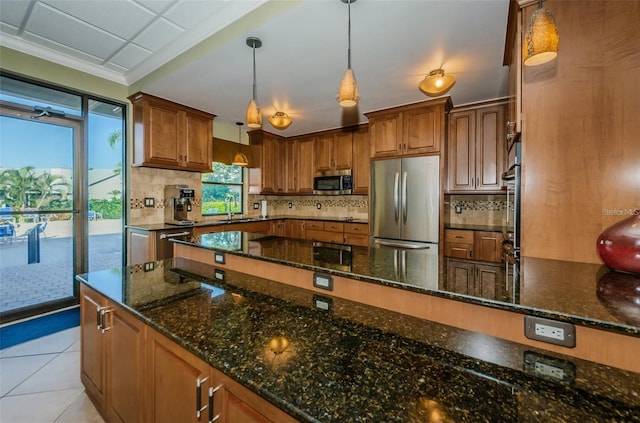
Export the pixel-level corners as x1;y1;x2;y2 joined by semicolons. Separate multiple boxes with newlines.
0;326;104;423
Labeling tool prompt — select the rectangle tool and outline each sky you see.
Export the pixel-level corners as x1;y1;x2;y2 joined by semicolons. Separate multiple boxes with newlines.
0;114;122;170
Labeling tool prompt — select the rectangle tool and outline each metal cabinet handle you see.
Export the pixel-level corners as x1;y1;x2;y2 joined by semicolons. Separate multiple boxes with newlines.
100;308;112;333
196;376;209;419
208;384;223;422
160;231;191;239
96;306;103;330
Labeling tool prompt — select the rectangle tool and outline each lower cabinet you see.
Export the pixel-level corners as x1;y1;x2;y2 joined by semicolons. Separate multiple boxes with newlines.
80;285;145;423
81;283;296;423
443;258;508;301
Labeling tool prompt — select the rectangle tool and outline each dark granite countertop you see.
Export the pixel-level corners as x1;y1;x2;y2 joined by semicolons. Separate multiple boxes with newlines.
76;258;640;422
126;215;368;231
172;232;640;338
444;223;506;232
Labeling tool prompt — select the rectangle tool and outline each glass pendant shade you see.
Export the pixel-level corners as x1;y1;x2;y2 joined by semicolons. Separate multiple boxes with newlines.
268;111;292;130
419;69;456;97
232;152;249;167
523;8;559;66
338;68;359;107
246;99;261;129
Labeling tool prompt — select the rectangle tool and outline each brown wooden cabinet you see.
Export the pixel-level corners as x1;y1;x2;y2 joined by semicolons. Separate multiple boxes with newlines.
249;131;287;195
445;229;503;263
284;219;306;239
305;221;345;244
314;131;353;173
129;92;214;172
366;97;451;159
504;0;522;139
447;101;506;193
268;219;286;236
146;327;212;423
80;285;145;423
292;136;315;194
344;223;369;247
352;126;370;195
444;258;507;301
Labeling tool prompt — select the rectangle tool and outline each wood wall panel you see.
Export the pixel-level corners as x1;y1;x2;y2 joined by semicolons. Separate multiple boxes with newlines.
521;0;640;263
175;244;640;373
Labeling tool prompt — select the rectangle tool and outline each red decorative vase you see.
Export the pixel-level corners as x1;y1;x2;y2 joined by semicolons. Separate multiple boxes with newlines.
596;210;640;274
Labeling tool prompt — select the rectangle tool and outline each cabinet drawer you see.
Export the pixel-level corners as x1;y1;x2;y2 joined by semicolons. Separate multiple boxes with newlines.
344;223;369;235
445;229;474;243
345;234;369;247
306;221;324;230
324;222;344;233
445;242;473;259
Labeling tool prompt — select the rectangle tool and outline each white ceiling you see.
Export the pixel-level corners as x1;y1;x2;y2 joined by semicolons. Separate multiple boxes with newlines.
0;0;511;136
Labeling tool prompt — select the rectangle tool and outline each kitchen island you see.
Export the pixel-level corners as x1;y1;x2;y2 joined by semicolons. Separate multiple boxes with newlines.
77;258;640;422
172;232;640;373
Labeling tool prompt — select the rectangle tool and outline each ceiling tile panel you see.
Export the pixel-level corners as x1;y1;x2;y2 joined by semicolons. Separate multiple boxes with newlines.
41;0;156;40
0;0;32;27
0;22;19;36
134;18;183;52
135;0;174;15
26;2;126;60
109;43;152;70
163;0;227;29
21;31;105;65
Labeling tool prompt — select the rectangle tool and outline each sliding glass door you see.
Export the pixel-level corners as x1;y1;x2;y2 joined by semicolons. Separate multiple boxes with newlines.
0;74;125;322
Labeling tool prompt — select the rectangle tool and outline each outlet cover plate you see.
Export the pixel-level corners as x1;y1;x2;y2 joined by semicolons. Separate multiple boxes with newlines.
525;315;576;348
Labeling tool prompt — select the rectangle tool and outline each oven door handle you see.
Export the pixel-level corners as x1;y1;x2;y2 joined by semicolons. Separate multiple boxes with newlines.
160;231;191;239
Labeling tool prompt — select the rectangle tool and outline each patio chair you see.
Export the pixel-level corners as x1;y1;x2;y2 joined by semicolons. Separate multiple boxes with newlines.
0;222;15;244
38;221;48;238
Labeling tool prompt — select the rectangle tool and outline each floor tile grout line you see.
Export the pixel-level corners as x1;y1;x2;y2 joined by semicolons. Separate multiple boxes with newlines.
51;388;87;423
1;351;61;399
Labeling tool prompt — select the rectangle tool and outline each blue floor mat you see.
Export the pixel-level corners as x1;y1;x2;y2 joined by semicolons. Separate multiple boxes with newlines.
0;308;80;349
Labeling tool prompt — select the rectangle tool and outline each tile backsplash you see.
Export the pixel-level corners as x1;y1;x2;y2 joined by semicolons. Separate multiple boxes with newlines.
445;194;508;227
246;195;369;220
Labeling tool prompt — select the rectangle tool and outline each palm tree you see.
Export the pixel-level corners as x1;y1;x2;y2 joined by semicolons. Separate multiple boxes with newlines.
34;172;70;209
0;167;38;210
108;190;121;200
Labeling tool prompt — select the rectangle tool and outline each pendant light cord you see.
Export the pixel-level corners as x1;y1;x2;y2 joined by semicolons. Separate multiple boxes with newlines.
347;0;352;70
252;45;257;101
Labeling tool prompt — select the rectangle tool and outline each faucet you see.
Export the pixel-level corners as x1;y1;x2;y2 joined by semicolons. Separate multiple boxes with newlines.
226;197;233;221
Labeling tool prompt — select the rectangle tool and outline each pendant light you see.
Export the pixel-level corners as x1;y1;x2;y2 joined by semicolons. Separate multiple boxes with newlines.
338;0;359;107
419;69;456;97
246;37;262;128
523;0;559;66
232;122;249;167
268;111;293;130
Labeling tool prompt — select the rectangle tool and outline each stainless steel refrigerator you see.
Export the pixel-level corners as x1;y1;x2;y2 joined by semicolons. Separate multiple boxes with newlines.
369;155;439;289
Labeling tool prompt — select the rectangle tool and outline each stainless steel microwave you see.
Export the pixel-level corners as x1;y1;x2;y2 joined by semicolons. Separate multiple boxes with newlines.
313;169;352;195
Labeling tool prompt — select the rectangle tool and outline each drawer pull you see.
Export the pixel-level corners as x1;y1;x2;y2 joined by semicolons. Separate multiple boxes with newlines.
454;235;464;239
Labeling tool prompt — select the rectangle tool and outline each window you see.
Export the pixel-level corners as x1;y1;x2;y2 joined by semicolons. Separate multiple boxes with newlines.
202;162;243;216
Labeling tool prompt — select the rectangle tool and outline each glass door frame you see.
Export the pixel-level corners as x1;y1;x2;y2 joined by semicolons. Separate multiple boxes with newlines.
0;72;127;324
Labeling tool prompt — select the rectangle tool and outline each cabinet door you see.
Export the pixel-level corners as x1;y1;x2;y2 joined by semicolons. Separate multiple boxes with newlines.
128;229;154;265
314;134;334;172
146;328;211;423
334;132;353;170
106;303;145;423
80;285;108;413
284;140;296;194
370;113;402;158
475;105;505;191
403;106;440;155
352;127;370;194
475;263;505;300
146;100;182;167
274;139;287;194
447;110;476;192
269;220;285;236
261;136;278;194
183;111;213;172
445;259;475;295
474;231;504;263
285;220;305;239
295;137;314;193
506;9;522;136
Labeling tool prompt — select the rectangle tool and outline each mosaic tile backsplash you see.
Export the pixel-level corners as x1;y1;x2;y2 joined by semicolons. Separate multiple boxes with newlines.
129;167;369;224
445;194;509;227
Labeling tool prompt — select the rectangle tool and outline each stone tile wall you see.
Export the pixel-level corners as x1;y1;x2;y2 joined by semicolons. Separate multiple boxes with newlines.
445;194;509;227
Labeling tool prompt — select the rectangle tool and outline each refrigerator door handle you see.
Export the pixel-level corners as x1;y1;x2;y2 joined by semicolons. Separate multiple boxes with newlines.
374;239;433;250
400;250;407;280
393;248;399;279
402;171;408;223
393;172;400;223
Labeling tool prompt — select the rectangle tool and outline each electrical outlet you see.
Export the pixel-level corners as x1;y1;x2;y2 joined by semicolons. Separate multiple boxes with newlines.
524;316;576;347
316;203;322;210
523;351;576;384
288;202;293;209
455;205;462;214
253;202;259;210
144;197;155;207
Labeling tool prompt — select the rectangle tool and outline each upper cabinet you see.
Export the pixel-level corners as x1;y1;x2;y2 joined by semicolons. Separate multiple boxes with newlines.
292;136;315;194
351;126;370;195
365;97;452;159
504;0;522;142
248;130;286;195
129;92;215;172
446;100;506;193
314;131;353;173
